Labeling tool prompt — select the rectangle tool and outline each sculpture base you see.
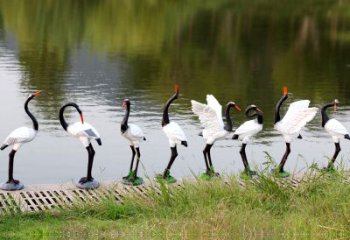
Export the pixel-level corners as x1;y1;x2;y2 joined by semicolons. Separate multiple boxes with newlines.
122;177;144;186
76;179;100;189
0;182;24;191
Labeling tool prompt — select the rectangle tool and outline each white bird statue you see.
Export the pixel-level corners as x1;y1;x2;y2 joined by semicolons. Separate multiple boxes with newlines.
158;84;188;183
274;87;318;177
321;99;350;171
0;90;41;190
191;94;241;178
120;99;146;185
59;102;102;189
232;105;263;178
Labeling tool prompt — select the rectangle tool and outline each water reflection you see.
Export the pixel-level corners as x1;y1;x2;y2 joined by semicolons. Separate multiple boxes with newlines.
0;0;350;184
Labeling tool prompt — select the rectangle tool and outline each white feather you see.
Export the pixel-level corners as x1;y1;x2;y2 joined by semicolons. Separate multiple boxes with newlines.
122;123;145;147
234;119;263;144
325;119;349;143
275;100;318;136
2;127;37;150
206;95;224;129
162;122;187;147
191;97;227;144
67;122;101;147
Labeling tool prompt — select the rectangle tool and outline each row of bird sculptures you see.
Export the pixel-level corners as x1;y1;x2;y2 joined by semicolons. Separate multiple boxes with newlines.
0;86;348;190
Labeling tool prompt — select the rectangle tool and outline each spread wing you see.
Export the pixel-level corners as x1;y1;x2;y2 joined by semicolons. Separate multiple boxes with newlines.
279;100;318;134
191;98;224;136
206;94;223;128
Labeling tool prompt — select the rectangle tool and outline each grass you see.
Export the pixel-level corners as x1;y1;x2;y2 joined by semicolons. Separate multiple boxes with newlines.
2;171;350;239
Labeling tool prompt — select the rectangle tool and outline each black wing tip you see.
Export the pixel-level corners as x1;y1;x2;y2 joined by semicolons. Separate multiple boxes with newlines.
181;141;188;147
0;145;8;150
143;137;146;141
232;134;239;140
345;134;350;140
96;138;102;146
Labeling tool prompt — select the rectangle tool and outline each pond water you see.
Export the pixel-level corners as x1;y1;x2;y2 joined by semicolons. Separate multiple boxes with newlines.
0;0;350;184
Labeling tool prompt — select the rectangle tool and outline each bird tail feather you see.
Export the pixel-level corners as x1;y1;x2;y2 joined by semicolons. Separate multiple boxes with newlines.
0;144;8;151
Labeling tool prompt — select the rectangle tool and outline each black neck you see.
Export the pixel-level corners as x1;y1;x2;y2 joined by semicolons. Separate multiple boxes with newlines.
257;112;263;124
121;104;130;133
162;92;178;127
274;94;288;124
224;105;233;132
321;103;333;127
24;96;38;131
59;103;80;131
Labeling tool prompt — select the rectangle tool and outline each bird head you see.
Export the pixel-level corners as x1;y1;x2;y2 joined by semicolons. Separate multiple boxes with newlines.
174;84;179;95
226;101;241;111
245;104;263;117
122;99;130;108
334;99;339;113
30;90;42;98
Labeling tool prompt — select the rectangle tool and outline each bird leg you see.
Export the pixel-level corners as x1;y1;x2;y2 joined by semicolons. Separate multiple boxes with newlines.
207;144;218;176
327;142;341;169
7;150;19;184
163;146;178;178
277;143;291;172
80;144;95;184
239;144;256;177
133;147;141;179
123;146;136;180
202;144;211;173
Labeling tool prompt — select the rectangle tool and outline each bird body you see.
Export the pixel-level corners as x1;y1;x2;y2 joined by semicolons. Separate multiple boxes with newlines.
67;122;101;147
275;100;317;142
162;121;187;147
1;127;37;151
234;119;263;144
121;123;145;147
324;119;349;143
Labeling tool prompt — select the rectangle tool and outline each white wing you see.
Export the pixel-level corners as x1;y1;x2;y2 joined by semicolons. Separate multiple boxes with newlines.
206;94;224;128
325;119;349;136
163;122;187;142
277;100;318;134
2;127;36;146
128;124;145;140
68;122;100;139
191;100;223;137
234;119;262;136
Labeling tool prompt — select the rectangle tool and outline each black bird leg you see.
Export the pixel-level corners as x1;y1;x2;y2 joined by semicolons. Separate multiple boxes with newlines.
123;146;136;179
239;144;250;171
80;144;95;183
133;147;141;179
206;144;214;171
278;143;291;172
203;144;211;172
163;146;178;178
7;150;19;184
327;142;341;169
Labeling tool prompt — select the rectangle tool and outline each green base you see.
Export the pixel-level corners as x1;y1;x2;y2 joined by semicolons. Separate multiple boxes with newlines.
122;177;143;186
200;171;220;181
240;170;257;180
272;170;290;178
155;174;177;184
